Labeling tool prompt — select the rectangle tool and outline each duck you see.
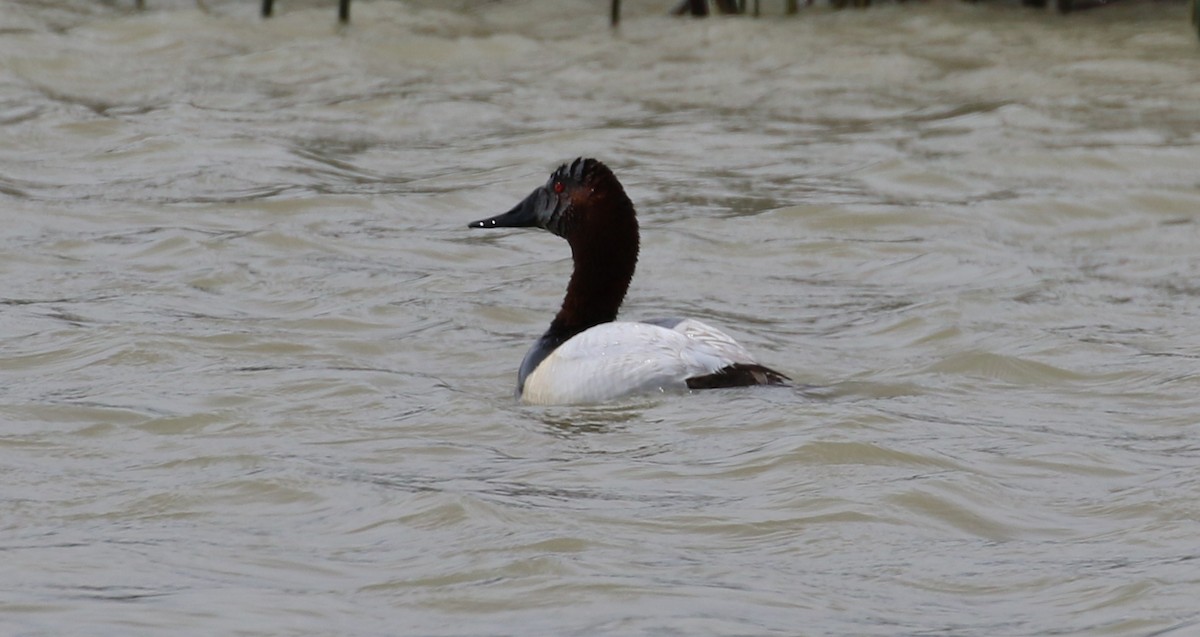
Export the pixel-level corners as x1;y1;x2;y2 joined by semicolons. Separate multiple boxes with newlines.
469;158;789;405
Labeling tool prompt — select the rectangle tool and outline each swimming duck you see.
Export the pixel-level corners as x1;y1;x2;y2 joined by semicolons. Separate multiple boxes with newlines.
470;158;788;405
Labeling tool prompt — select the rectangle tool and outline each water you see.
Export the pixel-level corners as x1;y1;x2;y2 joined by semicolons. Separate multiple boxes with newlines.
3;0;1200;635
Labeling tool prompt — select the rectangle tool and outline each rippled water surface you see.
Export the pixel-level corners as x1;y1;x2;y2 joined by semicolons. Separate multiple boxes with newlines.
3;0;1200;635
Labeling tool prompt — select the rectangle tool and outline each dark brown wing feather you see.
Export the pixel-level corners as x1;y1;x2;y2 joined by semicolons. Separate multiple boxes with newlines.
685;363;790;390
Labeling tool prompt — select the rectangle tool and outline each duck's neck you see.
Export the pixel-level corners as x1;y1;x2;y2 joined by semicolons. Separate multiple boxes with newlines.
548;214;639;343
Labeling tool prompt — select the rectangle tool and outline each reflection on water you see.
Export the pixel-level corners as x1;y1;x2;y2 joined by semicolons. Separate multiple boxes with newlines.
2;0;1200;635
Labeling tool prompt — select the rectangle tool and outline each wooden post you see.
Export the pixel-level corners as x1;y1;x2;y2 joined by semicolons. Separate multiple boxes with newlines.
1193;0;1200;40
338;0;350;22
671;0;709;15
261;0;273;17
611;0;621;27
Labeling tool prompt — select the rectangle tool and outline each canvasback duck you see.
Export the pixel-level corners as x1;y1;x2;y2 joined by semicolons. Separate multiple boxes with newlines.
470;158;789;405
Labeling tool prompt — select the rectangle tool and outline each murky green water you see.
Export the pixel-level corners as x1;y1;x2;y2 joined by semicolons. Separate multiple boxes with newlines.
3;0;1199;635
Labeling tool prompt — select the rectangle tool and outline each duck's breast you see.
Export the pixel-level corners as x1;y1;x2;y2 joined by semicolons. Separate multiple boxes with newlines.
519;319;754;405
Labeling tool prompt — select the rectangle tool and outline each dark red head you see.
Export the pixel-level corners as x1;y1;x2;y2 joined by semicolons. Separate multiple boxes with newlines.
469;158;637;245
470;158;640;332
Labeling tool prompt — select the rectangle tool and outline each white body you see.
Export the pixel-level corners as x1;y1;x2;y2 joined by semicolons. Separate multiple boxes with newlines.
520;319;762;405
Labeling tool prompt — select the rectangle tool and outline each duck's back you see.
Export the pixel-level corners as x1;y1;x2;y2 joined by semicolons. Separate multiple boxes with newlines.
519;319;784;405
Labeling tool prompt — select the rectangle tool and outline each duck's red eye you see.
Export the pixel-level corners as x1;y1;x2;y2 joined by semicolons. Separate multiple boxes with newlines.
552;181;565;194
